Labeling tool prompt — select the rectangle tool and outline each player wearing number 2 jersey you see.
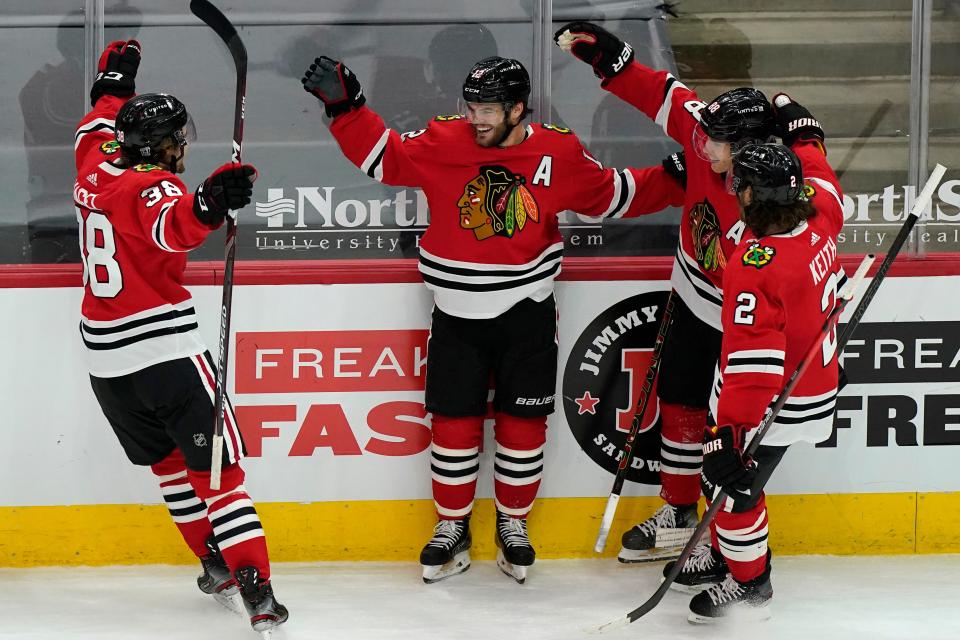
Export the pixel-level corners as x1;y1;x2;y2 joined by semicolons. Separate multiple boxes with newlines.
73;40;287;633
669;98;845;623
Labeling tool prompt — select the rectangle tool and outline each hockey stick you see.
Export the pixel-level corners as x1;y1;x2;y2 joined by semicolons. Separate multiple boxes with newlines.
594;291;677;552
596;252;876;633
838;163;947;350
190;0;247;491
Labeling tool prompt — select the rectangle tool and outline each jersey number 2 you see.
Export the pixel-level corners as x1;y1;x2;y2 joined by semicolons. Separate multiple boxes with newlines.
77;208;122;298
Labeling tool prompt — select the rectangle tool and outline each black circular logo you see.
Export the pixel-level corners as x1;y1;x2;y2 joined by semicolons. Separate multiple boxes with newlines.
563;291;668;484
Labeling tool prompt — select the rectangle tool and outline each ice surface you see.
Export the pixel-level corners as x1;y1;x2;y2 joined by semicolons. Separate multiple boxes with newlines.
2;556;958;640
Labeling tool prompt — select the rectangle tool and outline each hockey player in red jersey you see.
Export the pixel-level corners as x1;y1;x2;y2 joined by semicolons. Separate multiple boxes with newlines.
75;40;287;633
301;54;685;583
555;21;779;562
667;98;844;623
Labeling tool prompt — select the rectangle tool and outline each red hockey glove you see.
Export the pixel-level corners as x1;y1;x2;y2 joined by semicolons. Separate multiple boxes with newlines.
662;151;687;190
194;163;258;226
90;39;141;106
301;56;366;118
702;425;757;492
771;93;825;147
554;21;634;80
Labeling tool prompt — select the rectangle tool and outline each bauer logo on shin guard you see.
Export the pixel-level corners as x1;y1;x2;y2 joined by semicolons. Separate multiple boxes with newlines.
562;291;668;484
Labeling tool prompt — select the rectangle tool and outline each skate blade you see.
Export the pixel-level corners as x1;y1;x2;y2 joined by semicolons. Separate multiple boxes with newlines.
495;549;528;584
251;612;290;637
213;590;245;616
687;601;772;625
422;550;471;584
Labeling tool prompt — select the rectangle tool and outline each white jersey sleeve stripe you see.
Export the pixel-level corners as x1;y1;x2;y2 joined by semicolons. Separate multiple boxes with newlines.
361;129;390;183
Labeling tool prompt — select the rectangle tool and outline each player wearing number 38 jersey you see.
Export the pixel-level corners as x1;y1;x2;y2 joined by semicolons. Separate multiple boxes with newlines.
73;40;287;633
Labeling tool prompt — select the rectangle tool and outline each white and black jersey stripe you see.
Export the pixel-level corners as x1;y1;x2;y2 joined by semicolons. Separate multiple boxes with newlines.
75;117;115;150
80;300;206;377
724;349;786;377
670;246;723;330
151;200;183;252
602;170;638;219
419;243;563;319
807;177;843;210
361;130;390;182
710;371;838;446
654;75;693;134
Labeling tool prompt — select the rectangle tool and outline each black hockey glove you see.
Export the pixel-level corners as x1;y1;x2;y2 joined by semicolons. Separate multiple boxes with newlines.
193;163;258;226
554;21;634;80
301;56;366;118
90;39;141;106
702;425;757;492
771;93;825;147
662;151;687;190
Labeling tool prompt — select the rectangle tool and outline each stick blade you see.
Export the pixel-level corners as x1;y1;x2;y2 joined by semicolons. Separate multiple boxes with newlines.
593;615;631;634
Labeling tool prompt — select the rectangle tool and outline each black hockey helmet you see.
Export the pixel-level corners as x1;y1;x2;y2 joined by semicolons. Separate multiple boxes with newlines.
462;56;531;109
700;87;774;143
730;143;806;205
115;93;191;162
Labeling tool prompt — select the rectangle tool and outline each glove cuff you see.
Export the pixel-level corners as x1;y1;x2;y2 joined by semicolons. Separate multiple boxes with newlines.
90;75;135;107
323;93;366;119
192;184;224;226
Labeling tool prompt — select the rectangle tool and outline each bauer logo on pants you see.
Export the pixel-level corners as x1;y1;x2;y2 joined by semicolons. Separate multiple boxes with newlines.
562;291;668;484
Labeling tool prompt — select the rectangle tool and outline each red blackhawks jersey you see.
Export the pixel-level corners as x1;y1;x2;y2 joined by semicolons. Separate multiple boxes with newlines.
710;141;847;446
329;106;684;319
603;61;748;330
74;95;217;377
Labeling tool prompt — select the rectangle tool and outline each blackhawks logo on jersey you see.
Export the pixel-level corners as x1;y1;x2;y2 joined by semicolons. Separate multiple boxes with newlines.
99;140;120;155
434;114;462;121
132;163;162;172
742;242;776;269
457;165;540;241
690;199;727;272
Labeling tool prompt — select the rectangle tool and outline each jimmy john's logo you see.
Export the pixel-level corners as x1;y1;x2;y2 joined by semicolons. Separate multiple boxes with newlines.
563;291;668;483
742;242;776;269
458;165;540;241
99;140;120;154
690;199;727;272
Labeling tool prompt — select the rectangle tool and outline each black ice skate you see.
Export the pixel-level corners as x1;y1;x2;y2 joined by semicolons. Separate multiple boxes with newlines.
494;511;535;584
618;503;699;563
688;572;773;624
662;543;729;594
235;566;289;637
196;536;241;613
420;518;472;584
